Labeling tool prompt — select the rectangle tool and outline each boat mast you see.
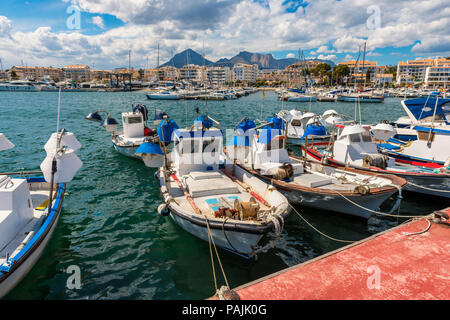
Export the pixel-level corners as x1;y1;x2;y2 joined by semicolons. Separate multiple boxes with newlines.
362;42;367;92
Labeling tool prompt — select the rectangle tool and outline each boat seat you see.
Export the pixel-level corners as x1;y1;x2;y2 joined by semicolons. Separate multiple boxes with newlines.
293;174;333;188
185;174;239;198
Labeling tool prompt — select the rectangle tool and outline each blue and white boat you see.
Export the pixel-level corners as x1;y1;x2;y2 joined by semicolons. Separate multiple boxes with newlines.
301;123;450;199
157;116;290;258
0;130;82;298
277;110;330;146
86;106;177;168
391;97;450;141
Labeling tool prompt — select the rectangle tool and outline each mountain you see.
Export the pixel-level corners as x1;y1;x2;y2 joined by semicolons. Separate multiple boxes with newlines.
160;48;214;68
161;48;336;69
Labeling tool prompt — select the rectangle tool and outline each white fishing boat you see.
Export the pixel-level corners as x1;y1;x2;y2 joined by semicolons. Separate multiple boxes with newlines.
86;106;177;168
156;117;290;258
302;123;450;199
224;120;406;219
276;110;330;146
0;111;82;298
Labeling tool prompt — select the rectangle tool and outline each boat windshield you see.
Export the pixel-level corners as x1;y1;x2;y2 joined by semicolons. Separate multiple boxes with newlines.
291;120;302;127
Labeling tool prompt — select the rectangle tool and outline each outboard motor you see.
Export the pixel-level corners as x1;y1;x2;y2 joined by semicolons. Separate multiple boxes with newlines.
362;154;390;169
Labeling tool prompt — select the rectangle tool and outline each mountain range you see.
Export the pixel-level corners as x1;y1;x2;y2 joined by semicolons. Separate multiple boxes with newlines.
160;48;335;70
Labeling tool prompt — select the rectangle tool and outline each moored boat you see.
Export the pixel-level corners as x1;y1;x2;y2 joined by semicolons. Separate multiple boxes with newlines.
156;118;290;258
0;128;82;298
224;120;406;219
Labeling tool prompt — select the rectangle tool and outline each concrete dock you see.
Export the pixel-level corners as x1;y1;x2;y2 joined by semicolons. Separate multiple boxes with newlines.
230;208;450;300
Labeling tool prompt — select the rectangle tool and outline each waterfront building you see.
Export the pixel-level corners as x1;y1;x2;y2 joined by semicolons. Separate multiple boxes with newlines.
338;60;378;83
424;65;449;88
158;66;180;81
206;66;231;86
180;64;205;84
232;63;258;83
63;65;91;82
396;58;450;85
91;69;112;81
375;73;393;86
8;66;64;81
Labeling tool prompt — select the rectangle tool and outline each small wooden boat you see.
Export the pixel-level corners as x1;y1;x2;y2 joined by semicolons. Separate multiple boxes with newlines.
156;121;290;258
225;121;407;219
86;106;177;168
302;123;450;199
0;129;82;298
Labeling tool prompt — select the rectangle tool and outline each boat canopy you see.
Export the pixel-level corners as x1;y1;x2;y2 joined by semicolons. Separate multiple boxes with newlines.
402;98;450;124
135;142;163;156
157;119;179;143
267;116;284;130
339;124;367;138
237;118;256;134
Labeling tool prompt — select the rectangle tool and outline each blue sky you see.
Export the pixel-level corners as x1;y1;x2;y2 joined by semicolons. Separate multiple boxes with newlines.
0;0;448;69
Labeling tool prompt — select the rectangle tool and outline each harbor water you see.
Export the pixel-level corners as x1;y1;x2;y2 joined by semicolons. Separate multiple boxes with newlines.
0;91;448;299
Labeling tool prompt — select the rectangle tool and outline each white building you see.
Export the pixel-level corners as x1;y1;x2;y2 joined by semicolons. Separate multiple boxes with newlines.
206;66;231;86
424;66;449;88
396;58;450;85
232;63;258;83
180;64;205;84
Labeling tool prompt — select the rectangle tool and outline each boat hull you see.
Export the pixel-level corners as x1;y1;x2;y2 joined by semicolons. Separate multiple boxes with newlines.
302;145;450;199
112;141;140;159
0;180;65;298
146;94;180;100
168;208;264;257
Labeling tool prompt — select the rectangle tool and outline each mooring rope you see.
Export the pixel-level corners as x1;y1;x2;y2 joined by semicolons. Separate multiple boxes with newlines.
288;203;356;243
407;181;450;193
335;188;428;219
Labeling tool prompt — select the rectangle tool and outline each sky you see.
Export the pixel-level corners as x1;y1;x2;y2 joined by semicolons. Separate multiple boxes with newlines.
0;0;449;69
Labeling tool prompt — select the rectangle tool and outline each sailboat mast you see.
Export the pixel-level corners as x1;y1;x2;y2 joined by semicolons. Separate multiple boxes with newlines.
362;42;367;91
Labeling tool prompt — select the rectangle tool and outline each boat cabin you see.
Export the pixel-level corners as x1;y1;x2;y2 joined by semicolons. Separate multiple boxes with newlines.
171;128;223;176
122;112;145;139
333;124;394;167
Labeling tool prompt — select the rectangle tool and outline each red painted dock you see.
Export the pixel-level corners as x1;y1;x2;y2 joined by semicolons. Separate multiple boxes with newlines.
232;208;450;300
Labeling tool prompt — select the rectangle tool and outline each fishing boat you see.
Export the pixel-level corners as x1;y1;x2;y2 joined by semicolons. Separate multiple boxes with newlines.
156;116;290;258
276;110;331;146
0;127;82;298
224;119;406;219
86;106;177;168
301;123;450;199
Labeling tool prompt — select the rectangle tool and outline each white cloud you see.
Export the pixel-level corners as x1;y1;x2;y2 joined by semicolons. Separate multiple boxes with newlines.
92;16;105;29
317;54;337;63
1;0;449;68
0;16;12;38
286;53;296;58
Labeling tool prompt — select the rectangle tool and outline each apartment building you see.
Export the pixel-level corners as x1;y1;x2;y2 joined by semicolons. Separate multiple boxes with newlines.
424;65;449;88
63;65;91;82
397;58;450;86
180;64;205;84
206;66;231;86
8;66;64;81
158;66;180;81
338;60;378;82
232;63;258;83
